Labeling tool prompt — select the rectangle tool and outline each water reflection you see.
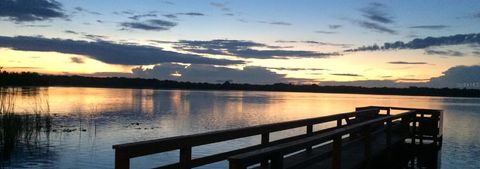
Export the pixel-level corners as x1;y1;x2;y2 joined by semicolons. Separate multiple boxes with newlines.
0;87;479;168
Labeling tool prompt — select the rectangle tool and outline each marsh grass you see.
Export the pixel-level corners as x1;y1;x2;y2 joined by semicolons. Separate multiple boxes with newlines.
0;87;52;161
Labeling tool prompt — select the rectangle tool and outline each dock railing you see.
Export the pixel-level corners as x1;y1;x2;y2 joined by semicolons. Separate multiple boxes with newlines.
112;106;442;169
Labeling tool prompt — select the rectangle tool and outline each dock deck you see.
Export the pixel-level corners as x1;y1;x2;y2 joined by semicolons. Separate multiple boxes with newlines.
112;106;443;169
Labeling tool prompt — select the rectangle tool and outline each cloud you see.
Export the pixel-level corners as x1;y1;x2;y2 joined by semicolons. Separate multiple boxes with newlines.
163;14;177;19
129;13;157;20
409;25;449;30
346;33;480;52
83;34;108;41
20;24;50;27
210;2;230;11
0;36;244;65
301;40;352;48
172;39;338;59
471;12;480;18
268;67;327;71
132;63;287;84
329;25;342;29
351;3;397;34
64;30;78;34
63;30;109;41
388;61;428;65
70;57;84;64
269;21;291;26
320;65;480;89
80;72;135;78
160;12;205;19
276;40;352;48
120;19;177;31
74;7;101;15
360;2;394;24
161;0;174;5
331;73;362;77
428;65;480;88
319;80;401;88
315;31;337;34
178;12;205;16
424;49;465;57
354;21;397;34
0;0;66;22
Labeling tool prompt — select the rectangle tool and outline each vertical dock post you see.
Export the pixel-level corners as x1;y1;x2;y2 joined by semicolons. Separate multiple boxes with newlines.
115;150;130;169
261;133;270;168
180;147;192;169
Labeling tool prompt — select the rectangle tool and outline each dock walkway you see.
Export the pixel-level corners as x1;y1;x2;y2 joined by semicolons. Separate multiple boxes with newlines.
112;106;443;169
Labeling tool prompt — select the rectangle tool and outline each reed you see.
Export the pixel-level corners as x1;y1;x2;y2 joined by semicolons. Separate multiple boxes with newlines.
0;87;52;160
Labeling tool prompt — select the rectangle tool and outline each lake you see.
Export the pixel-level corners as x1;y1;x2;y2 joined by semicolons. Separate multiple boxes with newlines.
1;87;479;169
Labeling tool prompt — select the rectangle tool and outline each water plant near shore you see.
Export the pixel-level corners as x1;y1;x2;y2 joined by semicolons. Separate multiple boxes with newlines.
0;88;52;161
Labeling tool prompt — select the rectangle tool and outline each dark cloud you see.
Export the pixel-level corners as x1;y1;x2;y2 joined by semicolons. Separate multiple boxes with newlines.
315;31;337;34
319;80;401;88
0;36;244;65
301;40;352;48
172;39;338;59
424;49;465;57
346;33;480;52
388;61;428;65
329;25;342;29
331;73;362;77
275;40;297;43
178;12;205;16
163;14;177;19
70;57;84;64
360;2;394;24
276;40;352;48
81;72;135;78
64;30;78;34
409;25;449;30
473;51;480;56
129;13;157;20
396;78;430;82
0;0;66;22
352;3;396;34
74;7;101;15
120;19;177;31
268;67;327;71
83;34;108;41
132;63;287;84
269;21;291;26
354;21;397;34
20;24;50;27
63;30;108;41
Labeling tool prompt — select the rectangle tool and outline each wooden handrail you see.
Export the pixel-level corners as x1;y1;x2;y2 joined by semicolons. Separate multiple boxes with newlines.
113;108;380;169
227;111;416;169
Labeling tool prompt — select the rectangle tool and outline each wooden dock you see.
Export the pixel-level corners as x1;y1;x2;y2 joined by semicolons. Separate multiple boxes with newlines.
112;106;443;169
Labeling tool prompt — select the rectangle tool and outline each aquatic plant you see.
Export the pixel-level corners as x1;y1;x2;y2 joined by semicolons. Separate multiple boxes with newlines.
0;88;52;161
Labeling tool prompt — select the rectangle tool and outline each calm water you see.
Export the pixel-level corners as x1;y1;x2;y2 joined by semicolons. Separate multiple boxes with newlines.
1;87;480;169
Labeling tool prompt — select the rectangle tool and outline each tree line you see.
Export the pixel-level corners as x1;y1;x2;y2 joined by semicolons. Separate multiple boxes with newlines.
1;71;480;97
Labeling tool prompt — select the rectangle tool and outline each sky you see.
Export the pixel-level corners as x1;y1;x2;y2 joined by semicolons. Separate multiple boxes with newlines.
0;0;480;88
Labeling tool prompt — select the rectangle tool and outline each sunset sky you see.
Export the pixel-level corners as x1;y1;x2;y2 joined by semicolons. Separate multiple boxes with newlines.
1;0;480;88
